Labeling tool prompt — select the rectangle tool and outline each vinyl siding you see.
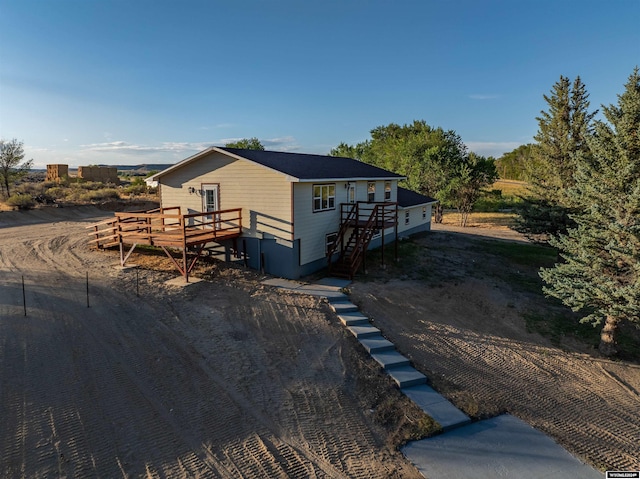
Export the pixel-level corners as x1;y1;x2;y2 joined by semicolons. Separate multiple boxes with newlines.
398;204;432;235
159;151;292;239
293;179;399;265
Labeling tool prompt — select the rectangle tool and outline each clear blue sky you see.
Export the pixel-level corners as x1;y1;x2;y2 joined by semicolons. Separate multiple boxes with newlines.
1;0;638;168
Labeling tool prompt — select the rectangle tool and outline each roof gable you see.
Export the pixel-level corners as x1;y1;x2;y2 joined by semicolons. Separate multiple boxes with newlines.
151;147;405;182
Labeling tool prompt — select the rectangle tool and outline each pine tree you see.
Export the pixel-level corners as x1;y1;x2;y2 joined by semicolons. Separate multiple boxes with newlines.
540;68;640;356
516;76;597;241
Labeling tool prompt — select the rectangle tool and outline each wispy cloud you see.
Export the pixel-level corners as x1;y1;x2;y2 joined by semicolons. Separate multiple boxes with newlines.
469;94;500;100
80;141;212;155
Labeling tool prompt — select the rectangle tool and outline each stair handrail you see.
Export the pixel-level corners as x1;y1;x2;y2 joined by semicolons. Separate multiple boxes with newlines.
327;202;358;262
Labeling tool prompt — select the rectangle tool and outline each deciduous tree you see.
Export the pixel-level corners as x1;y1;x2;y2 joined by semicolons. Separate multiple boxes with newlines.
330;121;478;223
224;137;265;150
0;139;33;197
540;68;640;357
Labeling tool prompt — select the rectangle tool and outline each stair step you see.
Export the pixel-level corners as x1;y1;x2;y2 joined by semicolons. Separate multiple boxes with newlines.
401;384;472;431
330;302;359;314
371;350;410;370
337;312;369;326
387;365;428;388
358;335;396;353
347;324;381;339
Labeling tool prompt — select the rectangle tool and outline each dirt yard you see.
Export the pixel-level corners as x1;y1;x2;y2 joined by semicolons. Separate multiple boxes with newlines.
350;225;640;472
2;206;638;477
0;207;426;479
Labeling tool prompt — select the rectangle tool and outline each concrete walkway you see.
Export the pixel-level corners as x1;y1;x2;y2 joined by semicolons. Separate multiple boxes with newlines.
262;277;604;478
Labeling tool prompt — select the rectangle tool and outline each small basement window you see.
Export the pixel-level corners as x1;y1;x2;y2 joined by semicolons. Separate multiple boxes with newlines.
313;184;336;212
326;232;338;255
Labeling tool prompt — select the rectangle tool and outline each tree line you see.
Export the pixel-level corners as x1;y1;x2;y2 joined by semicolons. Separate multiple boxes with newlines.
329;121;497;227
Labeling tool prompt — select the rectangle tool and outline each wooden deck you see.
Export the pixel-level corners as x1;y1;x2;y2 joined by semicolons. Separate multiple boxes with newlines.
88;206;242;281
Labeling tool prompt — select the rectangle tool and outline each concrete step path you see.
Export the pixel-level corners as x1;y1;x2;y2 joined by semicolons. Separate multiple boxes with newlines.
357;335;395;353
402;414;603;479
262;276;603;478
402;385;471;431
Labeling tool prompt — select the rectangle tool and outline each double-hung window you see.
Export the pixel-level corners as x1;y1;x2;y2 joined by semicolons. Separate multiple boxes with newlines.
313;184;335;212
367;182;376;202
384;181;391;201
405;210;410;225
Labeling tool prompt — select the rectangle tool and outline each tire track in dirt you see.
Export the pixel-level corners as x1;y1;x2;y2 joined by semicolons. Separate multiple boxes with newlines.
352;280;640;471
1;211;422;478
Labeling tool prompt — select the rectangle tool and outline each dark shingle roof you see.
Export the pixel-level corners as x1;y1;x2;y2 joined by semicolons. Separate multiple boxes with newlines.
397;187;437;207
220;147;404;180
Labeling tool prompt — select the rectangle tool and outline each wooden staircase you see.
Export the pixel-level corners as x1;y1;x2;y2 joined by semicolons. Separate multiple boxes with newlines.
327;202;398;279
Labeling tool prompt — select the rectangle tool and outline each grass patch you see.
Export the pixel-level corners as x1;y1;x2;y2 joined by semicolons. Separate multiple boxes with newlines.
523;311;601;347
475;240;557;267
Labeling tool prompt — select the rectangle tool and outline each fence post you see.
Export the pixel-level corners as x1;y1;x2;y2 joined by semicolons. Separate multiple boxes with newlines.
22;275;26;317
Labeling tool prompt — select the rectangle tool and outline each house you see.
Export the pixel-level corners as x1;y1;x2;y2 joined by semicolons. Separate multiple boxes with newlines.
148;147;436;279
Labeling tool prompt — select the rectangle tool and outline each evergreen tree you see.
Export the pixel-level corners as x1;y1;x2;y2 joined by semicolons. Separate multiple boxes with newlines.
516;76;596;241
540;68;640;357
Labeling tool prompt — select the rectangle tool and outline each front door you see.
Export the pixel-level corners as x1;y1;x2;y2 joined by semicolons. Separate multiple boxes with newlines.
202;184;219;229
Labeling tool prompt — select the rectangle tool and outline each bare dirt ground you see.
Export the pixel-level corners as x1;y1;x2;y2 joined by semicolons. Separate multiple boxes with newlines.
350;225;640;472
0;206;426;479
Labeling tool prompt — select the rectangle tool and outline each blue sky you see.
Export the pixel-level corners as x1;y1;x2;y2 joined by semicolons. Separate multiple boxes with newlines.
1;0;638;168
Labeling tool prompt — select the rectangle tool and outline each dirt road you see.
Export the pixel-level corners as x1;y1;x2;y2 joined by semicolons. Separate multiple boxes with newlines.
0;207;423;479
351;230;640;471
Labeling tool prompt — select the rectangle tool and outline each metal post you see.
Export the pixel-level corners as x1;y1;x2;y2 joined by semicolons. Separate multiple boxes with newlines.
22;275;26;317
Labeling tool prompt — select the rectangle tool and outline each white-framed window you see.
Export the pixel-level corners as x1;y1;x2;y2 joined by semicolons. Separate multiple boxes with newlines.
326;232;338;255
422;206;427;219
367;182;376;202
313;184;336;212
384;181;391;201
405;210;410;225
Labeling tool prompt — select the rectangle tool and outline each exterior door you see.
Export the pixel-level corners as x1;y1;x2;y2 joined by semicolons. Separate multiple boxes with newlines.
347;183;356;203
202;184;219;229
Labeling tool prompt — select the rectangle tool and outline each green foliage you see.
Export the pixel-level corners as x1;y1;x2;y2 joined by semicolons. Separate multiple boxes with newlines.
495;144;535;181
6;193;35;209
77;188;120;202
446;153;498;226
473;189;523;212
540;67;640;356
0;138;33;197
330;120;494;225
516;76;596;241
224;137;265;150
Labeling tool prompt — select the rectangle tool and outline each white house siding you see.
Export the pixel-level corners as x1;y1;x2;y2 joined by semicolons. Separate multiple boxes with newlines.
159;151;293;240
293;179;400;266
398;203;433;236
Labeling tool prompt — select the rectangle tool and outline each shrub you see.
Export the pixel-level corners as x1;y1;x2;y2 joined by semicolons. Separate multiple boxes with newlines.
78;188;120;202
6;194;36;210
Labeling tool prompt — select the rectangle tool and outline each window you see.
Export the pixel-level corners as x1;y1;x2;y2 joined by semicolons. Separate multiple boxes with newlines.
422;206;427;219
367;182;376;202
405;210;410;225
326;232;338;255
384;181;391;201
313;184;336;212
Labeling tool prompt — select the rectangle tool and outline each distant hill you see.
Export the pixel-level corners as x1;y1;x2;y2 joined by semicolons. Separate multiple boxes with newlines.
109;164;174;174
